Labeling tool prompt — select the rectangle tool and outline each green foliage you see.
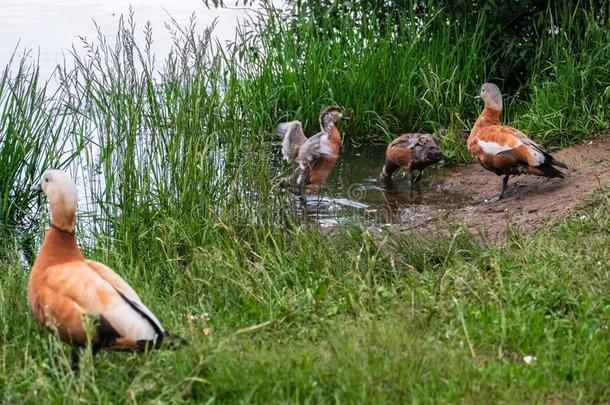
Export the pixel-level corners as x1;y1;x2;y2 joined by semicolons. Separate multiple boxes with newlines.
234;2;488;152
2;189;609;402
0;52;79;235
220;0;610;149
519;4;610;145
1;2;610;402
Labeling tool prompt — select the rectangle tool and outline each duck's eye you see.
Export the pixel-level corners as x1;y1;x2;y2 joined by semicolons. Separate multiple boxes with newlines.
45;178;49;183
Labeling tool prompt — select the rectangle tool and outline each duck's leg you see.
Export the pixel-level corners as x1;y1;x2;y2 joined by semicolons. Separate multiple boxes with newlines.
414;170;423;184
485;175;509;203
299;192;307;210
410;170;423;191
71;347;81;372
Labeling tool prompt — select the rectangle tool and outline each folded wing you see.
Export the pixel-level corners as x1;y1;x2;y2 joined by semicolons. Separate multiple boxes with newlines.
390;135;419;150
33;261;164;348
476;126;566;176
87;260;165;337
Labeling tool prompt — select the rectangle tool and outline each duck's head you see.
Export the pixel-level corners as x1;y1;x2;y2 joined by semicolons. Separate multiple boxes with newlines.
319;105;349;128
412;134;443;165
477;83;502;111
32;169;78;233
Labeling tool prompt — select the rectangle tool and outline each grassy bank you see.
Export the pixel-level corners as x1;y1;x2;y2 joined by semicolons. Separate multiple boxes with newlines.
0;1;610;403
2;188;609;402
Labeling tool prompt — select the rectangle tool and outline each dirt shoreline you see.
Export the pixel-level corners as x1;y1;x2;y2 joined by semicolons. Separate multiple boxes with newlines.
385;136;610;242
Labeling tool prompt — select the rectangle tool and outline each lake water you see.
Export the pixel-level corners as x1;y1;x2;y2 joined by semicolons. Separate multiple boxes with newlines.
283;144;472;226
0;0;259;79
2;0;470;229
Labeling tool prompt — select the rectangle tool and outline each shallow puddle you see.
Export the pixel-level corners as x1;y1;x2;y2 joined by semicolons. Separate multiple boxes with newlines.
284;145;473;226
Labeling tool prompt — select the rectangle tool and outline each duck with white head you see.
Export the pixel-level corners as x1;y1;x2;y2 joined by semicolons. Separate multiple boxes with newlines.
468;83;567;202
28;170;185;366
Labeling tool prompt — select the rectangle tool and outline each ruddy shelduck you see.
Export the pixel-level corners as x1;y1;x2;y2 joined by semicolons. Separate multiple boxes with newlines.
28;170;185;361
276;106;349;194
380;133;443;187
468;83;567;202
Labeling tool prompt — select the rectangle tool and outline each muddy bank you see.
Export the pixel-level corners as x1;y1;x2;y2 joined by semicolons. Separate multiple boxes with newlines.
380;136;610;242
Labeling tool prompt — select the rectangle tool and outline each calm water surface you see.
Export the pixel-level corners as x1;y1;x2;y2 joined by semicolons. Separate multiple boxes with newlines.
286;145;472;226
0;0;256;79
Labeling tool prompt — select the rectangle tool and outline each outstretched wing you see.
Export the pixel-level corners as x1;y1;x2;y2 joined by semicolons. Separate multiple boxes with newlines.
286;132;335;189
277;121;308;163
297;132;329;164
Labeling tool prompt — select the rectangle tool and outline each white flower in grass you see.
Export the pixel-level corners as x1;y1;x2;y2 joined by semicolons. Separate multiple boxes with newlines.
523;355;537;364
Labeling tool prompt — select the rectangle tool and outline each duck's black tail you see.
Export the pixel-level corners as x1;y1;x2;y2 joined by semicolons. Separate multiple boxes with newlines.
162;332;188;349
544;152;567;170
533;164;566;178
137;332;188;351
534;149;567;178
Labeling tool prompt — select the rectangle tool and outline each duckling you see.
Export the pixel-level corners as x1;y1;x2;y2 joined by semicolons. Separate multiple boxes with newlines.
276;106;349;194
468;83;567;202
28;170;185;364
380;133;443;188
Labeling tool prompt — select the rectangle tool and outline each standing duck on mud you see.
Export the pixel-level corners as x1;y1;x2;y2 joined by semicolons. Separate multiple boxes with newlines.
28;170;186;366
380;133;443;189
468;83;567;202
276;106;349;194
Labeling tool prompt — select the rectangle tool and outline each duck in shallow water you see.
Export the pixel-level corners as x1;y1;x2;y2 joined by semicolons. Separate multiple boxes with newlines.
380;133;443;188
28;170;185;365
468;83;567;202
276;106;349;194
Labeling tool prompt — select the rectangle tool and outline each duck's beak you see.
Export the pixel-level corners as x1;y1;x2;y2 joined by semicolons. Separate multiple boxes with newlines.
474;95;482;99
30;183;43;193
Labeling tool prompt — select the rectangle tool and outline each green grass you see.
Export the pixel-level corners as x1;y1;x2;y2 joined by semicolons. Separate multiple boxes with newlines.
232;1;610;154
517;5;610;147
0;50;80;236
2;188;609;403
1;2;610;403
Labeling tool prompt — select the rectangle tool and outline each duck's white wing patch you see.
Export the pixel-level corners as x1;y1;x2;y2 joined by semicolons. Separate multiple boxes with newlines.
478;139;521;155
86;260;165;339
102;294;162;341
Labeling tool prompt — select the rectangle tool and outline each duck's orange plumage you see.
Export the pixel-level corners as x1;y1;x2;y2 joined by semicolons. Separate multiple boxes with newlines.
468;83;566;201
28;170;185;354
380;133;443;187
276;106;348;193
302;125;341;188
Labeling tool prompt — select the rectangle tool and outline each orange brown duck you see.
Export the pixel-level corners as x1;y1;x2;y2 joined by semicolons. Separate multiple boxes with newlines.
380;133;443;188
468;83;567;202
276;106;349;194
28;170;185;364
